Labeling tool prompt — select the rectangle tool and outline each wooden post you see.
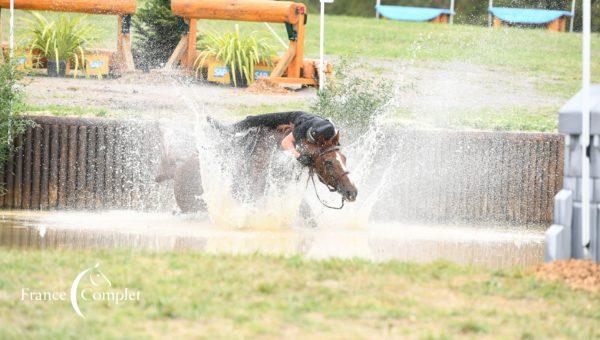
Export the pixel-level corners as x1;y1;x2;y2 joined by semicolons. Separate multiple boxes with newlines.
186;19;197;69
165;36;188;70
287;15;305;79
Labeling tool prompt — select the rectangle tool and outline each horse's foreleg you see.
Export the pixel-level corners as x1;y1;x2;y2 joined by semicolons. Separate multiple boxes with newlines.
299;199;318;228
174;153;206;213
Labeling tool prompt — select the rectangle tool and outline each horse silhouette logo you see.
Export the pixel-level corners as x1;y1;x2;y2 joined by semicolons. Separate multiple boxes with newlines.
70;262;111;318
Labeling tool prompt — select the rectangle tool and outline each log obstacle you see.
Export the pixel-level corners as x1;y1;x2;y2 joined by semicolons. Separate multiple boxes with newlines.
0;116;170;211
167;0;318;87
0;0;137;73
0;116;564;227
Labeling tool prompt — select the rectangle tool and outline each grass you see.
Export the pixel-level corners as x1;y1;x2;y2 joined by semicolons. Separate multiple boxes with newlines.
2;7;600;131
394;105;560;132
0;248;598;338
15;102;108;117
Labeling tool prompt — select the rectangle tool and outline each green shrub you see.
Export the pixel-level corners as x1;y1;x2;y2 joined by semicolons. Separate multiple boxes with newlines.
0;62;34;183
133;0;187;71
310;59;393;133
195;25;276;86
23;13;95;76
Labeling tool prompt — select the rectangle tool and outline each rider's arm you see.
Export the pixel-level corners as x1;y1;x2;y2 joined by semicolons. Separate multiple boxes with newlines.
281;132;300;158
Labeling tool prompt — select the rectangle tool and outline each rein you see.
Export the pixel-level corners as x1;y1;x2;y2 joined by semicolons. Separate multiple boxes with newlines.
306;145;348;210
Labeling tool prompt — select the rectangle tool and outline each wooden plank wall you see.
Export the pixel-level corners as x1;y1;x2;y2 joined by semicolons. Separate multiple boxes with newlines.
371;130;564;225
0;116;564;225
0;116;168;211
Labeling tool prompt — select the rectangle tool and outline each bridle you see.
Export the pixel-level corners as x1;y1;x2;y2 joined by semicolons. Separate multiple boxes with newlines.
307;145;350;210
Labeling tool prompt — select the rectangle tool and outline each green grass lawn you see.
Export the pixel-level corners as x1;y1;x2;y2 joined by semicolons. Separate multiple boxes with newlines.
0;248;598;338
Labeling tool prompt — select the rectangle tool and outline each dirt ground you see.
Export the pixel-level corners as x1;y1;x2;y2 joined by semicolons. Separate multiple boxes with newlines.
22;60;562;122
534;259;600;292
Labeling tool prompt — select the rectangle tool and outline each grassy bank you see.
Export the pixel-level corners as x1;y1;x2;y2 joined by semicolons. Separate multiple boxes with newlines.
0;248;598;338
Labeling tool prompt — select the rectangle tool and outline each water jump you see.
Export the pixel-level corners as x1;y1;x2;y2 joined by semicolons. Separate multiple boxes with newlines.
155;112;357;224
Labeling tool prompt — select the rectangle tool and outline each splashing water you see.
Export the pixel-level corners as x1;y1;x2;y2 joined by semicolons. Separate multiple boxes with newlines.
169;86;396;230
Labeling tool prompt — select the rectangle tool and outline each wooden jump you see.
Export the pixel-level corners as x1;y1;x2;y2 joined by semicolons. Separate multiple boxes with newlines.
168;0;317;87
0;0;137;73
492;15;569;32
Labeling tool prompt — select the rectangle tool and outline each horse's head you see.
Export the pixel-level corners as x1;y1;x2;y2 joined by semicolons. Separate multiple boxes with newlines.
301;132;358;202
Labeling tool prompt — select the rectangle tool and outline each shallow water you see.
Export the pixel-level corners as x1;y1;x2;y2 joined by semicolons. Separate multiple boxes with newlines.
0;210;544;268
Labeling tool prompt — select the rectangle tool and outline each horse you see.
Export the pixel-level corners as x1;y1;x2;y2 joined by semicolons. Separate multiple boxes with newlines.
155;118;358;226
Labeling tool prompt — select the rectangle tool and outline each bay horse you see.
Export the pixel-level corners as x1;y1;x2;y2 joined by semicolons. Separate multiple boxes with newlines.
155;118;358;226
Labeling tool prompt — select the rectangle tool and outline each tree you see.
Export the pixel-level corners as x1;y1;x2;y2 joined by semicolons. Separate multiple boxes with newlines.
132;0;187;71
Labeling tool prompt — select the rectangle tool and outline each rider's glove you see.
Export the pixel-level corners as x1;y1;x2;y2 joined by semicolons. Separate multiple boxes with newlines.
297;154;313;166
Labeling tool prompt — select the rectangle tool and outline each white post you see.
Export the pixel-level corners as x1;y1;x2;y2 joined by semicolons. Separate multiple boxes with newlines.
449;0;455;24
9;0;14;59
569;0;576;33
319;0;333;91
488;0;493;27
581;0;591;256
376;0;381;19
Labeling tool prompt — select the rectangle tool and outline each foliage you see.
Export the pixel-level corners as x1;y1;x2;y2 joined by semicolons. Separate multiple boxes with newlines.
132;0;187;71
310;59;393;132
297;0;600;32
195;25;276;86
23;13;95;76
0;62;33;181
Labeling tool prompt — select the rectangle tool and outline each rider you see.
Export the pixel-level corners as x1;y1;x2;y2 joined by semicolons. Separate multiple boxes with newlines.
211;111;337;165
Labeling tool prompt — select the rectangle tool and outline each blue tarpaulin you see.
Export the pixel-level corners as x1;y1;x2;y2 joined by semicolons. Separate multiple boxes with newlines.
375;5;453;22
489;7;572;25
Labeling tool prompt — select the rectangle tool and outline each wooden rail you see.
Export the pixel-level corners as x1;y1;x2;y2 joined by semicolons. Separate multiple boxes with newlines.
0;0;136;73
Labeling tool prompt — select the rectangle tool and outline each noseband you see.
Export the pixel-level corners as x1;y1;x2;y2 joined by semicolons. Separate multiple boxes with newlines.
307;145;350;210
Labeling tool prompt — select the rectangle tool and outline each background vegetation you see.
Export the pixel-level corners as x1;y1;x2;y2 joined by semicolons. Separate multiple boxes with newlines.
132;0;186;70
0;62;33;181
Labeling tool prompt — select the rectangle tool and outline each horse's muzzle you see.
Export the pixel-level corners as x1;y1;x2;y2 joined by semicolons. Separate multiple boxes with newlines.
340;187;357;202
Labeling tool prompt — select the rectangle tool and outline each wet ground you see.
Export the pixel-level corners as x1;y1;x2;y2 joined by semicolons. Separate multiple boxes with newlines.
0;210;544;268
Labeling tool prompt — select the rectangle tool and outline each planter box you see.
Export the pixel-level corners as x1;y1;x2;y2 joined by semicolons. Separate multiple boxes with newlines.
84;51;111;77
206;61;274;86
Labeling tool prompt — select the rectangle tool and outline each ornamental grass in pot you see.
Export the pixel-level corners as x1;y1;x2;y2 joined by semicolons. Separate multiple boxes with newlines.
24;13;95;77
195;25;276;87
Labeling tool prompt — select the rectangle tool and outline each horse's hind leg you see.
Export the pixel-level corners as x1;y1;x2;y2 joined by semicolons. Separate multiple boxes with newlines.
299;199;318;228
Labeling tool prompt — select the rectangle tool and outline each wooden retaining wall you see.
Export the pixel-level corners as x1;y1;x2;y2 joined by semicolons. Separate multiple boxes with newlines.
372;130;564;225
0;116;564;225
0;116;168;211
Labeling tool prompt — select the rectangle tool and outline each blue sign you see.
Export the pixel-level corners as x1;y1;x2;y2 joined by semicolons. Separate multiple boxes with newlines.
254;70;271;80
90;60;104;69
213;66;229;78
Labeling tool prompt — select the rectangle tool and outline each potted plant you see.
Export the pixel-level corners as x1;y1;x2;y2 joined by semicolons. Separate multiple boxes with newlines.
195;25;276;87
24;13;95;77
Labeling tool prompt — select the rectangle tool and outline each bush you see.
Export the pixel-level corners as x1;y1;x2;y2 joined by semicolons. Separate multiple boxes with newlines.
133;0;187;71
310;59;393;133
0;62;33;183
